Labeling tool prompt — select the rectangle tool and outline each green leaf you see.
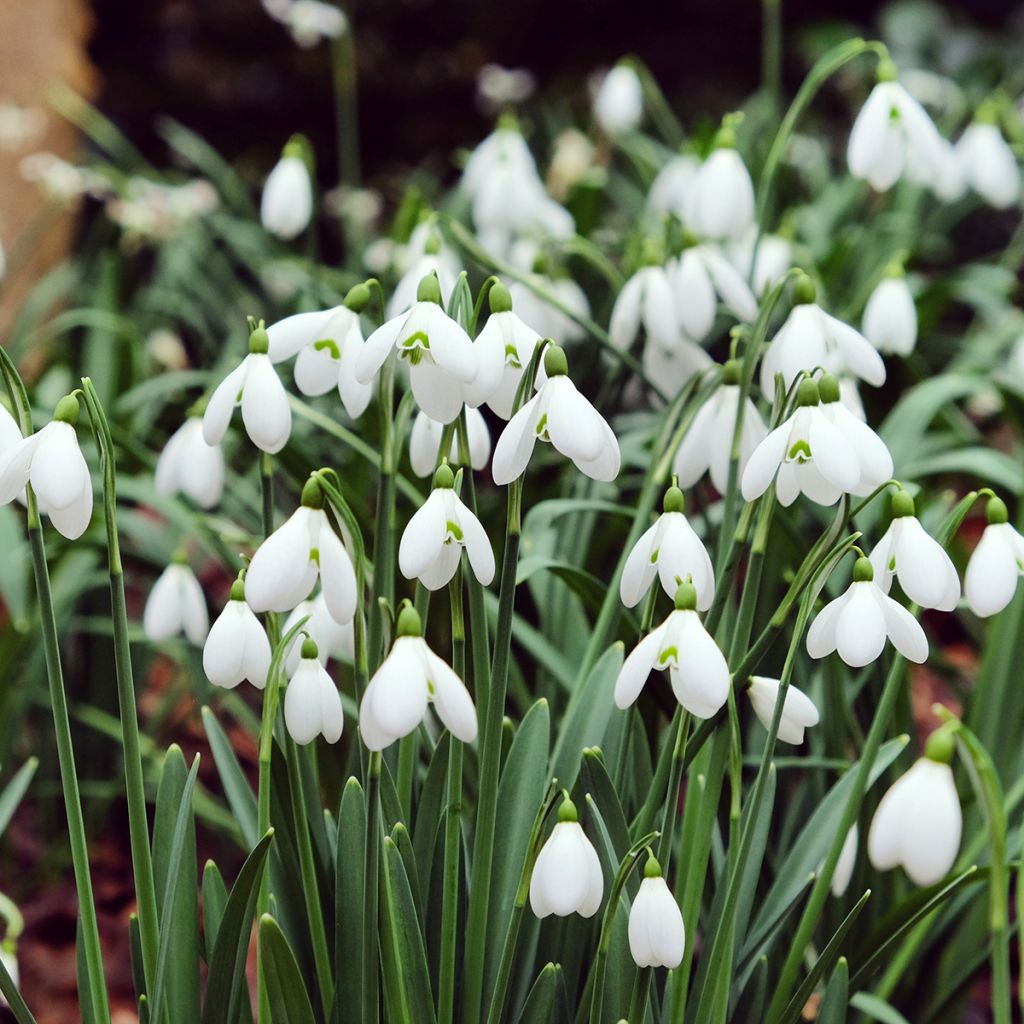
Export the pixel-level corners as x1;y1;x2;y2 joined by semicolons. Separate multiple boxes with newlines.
150;753;201;1024
483;699;550;1010
201;861;229;960
817;958;849;1024
412;732;450;897
201;830;275;1024
333;777;366;1023
151;747;201;1024
744;736;907;961
550;643;625;789
0;940;37;1024
0;757;37;837
515;555;614;617
201;706;258;848
850;992;913;1024
379;836;437;1024
516;962;567;1024
259;915;317;1024
774;889;871;1024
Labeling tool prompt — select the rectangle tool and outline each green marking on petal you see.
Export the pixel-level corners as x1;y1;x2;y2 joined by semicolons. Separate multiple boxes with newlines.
401;331;430;349
888;556;896;572
309;547;320;567
504;344;522;368
658;646;678;666
787;439;812;463
446;520;464;541
313;338;341;359
535;413;549;439
650;547;660;564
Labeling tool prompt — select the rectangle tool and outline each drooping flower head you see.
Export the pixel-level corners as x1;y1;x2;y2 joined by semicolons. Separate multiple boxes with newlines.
399;462;495;591
203;321;292;454
245;475;357;624
492;345;620;484
614;580;730;719
355;272;478;424
529;795;604;919
358;602;477;750
0;393;93;540
143;552;209;646
746;676;820;745
609;240;679;352
862;263;917;357
957;111;1020;209
267;281;375;418
261;136;313;240
285;635;345;745
155;407;225;510
868;724;962;886
203;574;272;689
593;62;644;138
628;853;685;968
684;114;755;241
964;495;1024;618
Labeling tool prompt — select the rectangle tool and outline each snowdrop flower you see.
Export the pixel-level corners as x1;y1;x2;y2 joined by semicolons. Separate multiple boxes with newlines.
358;603;477;750
642;337;711;395
869;490;960;611
155;414;225;509
685;120;755;241
832;825;858;897
868;728;962;886
610;250;678;351
0;394;92;540
466;283;543;418
399;463;494;590
964;496;1024;617
931;137;967;203
245;477;357;625
547;128;596;202
759;277;886;396
746;676;820;744
355;272;477;424
862;268;917;356
476;63;535;112
285;636;344;744
593;63;644;137
267;283;374;418
492;346;620;484
589;62;643;138
282;593;353;674
818;374;894;497
847;65;945;192
807;555;928;667
741;378;860;507
203;576;271;689
508;271;590;344
727;230;792;295
628;855;685;968
203;323;292;454
283;0;347;48
957;117;1020;209
620;485;715;611
409;408;490;478
387;232;461;319
143;556;209;645
261;139;313;239
615;581;730;719
529;796;603;919
669;242;758;343
674;360;767;494
647;153;699;219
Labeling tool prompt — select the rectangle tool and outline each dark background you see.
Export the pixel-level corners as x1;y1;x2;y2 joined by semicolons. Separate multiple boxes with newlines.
88;0;1024;189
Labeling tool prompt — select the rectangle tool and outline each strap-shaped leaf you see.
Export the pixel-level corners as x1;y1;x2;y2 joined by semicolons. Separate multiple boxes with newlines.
201;706;258;848
259;915;316;1024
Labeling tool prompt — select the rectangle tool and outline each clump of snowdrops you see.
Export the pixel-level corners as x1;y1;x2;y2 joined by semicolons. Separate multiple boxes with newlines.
1;5;1023;1024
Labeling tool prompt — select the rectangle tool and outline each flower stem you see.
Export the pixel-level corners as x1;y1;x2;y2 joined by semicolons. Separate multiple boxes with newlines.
330;24;361;189
285;737;335;1016
80;378;160;996
363;751;382;1024
368;362;396;669
28;514;111;1024
438;572;465;1024
462;479;521;1024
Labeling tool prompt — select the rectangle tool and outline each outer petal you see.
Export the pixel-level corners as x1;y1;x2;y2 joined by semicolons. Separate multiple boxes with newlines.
670;613;730;718
701;246;758;322
241;605;272;688
831;825;858;897
964;524;1020;617
144;567;185;642
456;496;495;586
399;491;447;582
575;416;620;482
640;268;679;349
546;378;604;464
835;582;887;667
609;273;644;350
266;307;338;362
806;590;850;659
294;343;340;397
46;477;93;540
877;589;928;663
179;568;210;645
619;521;660;608
900;761;962;886
672;396;716;489
365;638;429;741
315;513;357;624
284;661;325;744
316;664;345;744
492;393;541;485
826;314;886;388
740;421;790;501
410;359;465;424
241;355;291;454
202;361;247;446
893;517;960;611
868;768;913;872
246;507;319;613
614;625;665;709
424;648;478;742
355;315;404;384
807;411;860;492
181;421;225;508
203;601;248;688
848;84;897;183
31;423;88;511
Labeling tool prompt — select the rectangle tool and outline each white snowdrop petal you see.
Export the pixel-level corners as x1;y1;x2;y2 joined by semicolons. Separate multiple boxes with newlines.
806;592;849;659
241;607;272;689
203;602;248;688
878;590;928;663
367;639;429;740
144;567;185;642
409;359;465;424
399;491;447;582
672;252;716;341
964;525;1020;618
261;156;313;240
672;397;716;489
294;344;340;397
614;627;664;709
266;308;336;363
47;480;93;540
670;614;730;718
31;423;87;511
241;355;292;454
425;649;478;742
317;520;358;625
457;497;495;586
835;583;887;667
807;412;859;492
620;521;660;608
702;247;758;322
180;569;210;645
575;416;621;482
492;393;541;485
895;518;960;610
832;825;858;897
358;682;397;751
202;362;248;446
284;661;324;744
417;540;461;591
610;273;644;350
741;422;790;501
900;761;962;886
640;268;679;349
546;379;604;464
246;508;319;613
316;664;345;743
